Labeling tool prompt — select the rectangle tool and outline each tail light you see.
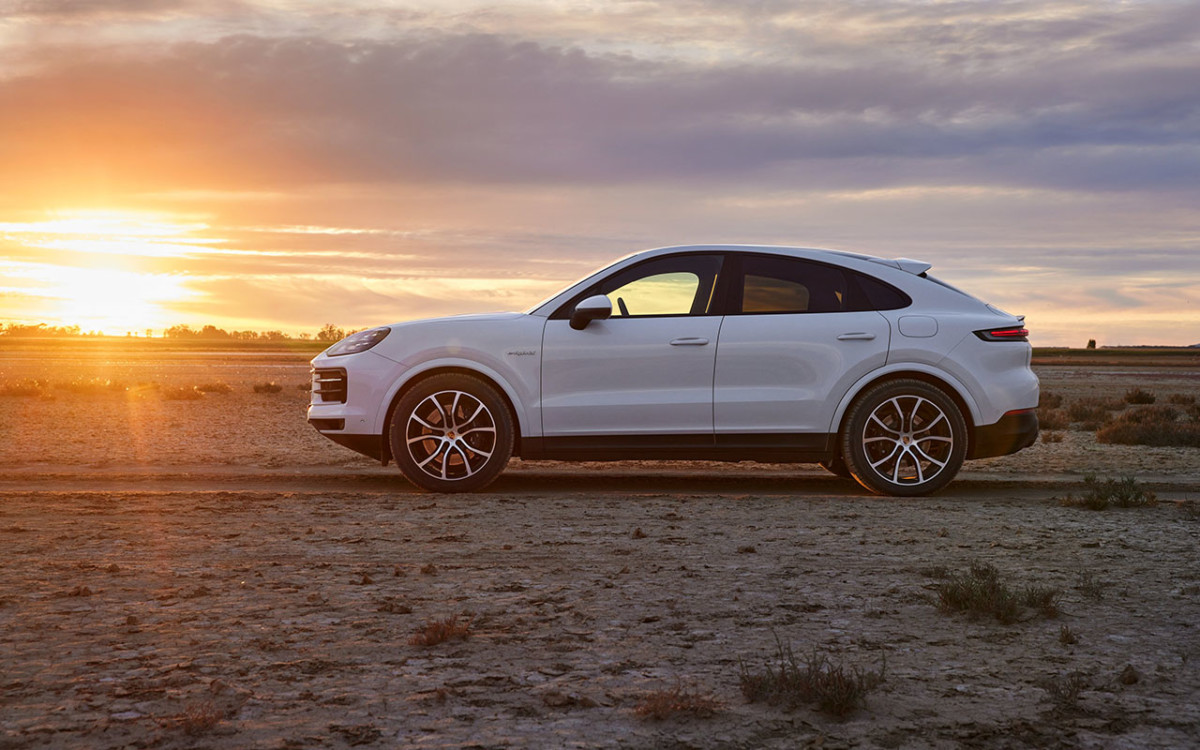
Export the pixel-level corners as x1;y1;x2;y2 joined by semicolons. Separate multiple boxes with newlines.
975;326;1029;342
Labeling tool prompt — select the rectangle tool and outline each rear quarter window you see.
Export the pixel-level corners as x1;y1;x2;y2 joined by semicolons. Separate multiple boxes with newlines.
853;273;911;311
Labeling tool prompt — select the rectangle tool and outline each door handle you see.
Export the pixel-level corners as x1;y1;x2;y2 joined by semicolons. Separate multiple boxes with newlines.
669;337;710;346
837;332;876;341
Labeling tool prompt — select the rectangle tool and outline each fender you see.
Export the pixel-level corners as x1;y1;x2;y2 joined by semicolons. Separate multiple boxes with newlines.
828;362;983;435
372;357;539;439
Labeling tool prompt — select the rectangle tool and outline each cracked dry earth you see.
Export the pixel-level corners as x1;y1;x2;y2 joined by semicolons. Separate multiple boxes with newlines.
3;485;1200;749
1;347;1199;748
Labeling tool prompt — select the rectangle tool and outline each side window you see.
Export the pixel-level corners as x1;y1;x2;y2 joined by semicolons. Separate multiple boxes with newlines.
589;255;722;318
737;256;850;314
855;273;911;311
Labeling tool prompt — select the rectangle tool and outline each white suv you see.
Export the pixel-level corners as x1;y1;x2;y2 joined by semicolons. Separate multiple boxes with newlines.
309;245;1039;495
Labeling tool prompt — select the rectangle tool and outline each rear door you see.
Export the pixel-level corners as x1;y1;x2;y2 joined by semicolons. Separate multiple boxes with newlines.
714;254;890;439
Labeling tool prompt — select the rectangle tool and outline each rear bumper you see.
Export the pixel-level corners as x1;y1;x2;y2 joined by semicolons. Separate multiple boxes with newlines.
969;409;1038;459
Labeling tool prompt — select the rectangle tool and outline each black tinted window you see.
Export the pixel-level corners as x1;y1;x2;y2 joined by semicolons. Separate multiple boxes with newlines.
855;273;911;311
736;256;850;314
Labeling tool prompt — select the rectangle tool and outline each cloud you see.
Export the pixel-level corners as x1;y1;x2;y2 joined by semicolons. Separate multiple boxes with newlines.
2;15;1197;195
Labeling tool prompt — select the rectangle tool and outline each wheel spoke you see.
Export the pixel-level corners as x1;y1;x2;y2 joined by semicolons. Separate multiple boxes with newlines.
892;448;906;483
908;397;927;429
453;443;473;476
462;401;487;427
460;426;496;437
868;413;901;435
910;451;925;483
912;444;947;469
416;440;449;469
869;441;902;470
411;413;440;431
914;411;946;435
449;391;463;429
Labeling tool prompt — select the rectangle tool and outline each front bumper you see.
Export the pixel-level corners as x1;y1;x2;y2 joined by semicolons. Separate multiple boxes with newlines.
968;409;1039;459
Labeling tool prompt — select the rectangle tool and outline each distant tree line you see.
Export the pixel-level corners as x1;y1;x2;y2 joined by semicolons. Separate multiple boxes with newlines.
1;322;354;341
0;323;83;337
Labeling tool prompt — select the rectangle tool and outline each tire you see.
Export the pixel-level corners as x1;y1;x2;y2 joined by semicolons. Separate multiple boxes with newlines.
389;373;514;492
841;379;967;497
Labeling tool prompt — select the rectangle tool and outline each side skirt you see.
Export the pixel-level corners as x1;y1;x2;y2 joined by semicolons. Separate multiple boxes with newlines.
521;433;834;463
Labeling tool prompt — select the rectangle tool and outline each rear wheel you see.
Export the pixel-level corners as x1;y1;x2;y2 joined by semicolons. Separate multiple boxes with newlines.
841;379;966;496
390;374;514;492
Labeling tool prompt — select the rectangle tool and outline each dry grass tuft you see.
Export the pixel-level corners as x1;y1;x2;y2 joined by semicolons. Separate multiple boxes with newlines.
1123;387;1156;405
1167;393;1196;406
1039;391;1064;409
1059;624;1078;645
0;379;47;397
1059;475;1157;510
1076;570;1110;600
164;700;224;735
54;378;128;395
196;382;233;394
409;614;473;647
1067;397;1124;424
739;639;885;719
1041;431;1064;444
160;386;204;401
1038;409;1069;431
1041;672;1088;708
634;683;722;720
253;382;283;393
1096;406;1200;448
935;561;1059;623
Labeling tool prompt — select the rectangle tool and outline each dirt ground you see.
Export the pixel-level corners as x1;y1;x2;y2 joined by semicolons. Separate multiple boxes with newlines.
1;347;1198;749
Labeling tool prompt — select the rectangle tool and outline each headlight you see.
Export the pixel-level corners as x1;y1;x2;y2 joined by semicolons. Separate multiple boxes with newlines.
325;327;391;356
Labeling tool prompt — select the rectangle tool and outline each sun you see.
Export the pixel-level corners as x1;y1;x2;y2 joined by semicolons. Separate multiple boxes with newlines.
1;209;206;334
51;266;194;334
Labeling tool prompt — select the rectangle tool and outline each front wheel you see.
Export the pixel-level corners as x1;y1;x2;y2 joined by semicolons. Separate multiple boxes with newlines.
389;374;514;492
841;379;967;496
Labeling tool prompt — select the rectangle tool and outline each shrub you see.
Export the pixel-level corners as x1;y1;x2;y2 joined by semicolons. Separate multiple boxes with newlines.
1041;672;1088;708
1039;392;1064;409
1167;393;1196;406
1067;397;1123;423
196;382;233;394
409;614;472;647
935;561;1059;623
634;683;722;720
54;378;127;395
1041;431;1064;444
1096;407;1200;448
160;386;204;401
1059;475;1157;510
0;379;46;397
1124;388;1156;405
1038;409;1069;431
739;640;884;719
253;382;283;394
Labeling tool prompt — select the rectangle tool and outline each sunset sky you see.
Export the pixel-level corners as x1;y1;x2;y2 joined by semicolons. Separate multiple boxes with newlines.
1;0;1197;346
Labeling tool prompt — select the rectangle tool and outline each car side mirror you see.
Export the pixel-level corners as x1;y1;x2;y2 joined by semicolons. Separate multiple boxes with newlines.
569;294;613;330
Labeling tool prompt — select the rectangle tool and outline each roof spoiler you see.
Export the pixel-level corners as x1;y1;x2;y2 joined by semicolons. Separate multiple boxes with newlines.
869;257;932;276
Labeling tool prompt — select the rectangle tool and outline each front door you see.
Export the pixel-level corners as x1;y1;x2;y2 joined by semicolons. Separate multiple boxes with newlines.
541;253;724;437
